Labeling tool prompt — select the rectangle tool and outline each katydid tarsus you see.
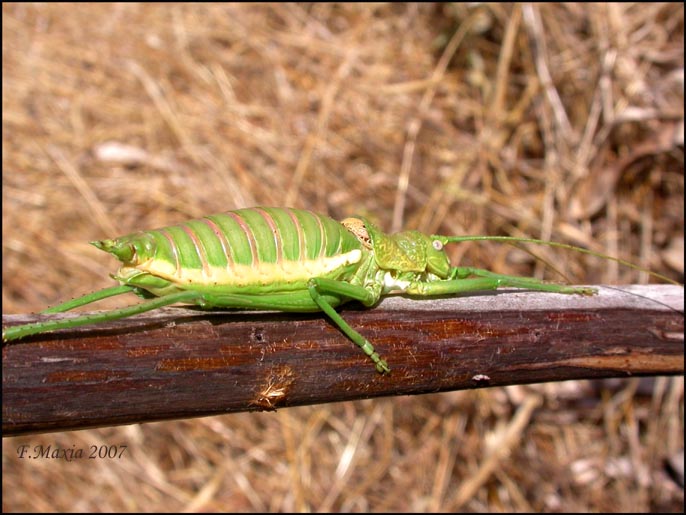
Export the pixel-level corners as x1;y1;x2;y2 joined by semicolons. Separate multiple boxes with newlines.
2;207;677;373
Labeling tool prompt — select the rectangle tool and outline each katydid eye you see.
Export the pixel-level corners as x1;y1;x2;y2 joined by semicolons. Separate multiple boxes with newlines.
432;240;443;250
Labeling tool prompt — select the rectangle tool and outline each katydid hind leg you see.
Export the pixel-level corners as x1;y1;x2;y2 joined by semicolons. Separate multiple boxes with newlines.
42;285;138;313
3;290;206;341
308;278;390;374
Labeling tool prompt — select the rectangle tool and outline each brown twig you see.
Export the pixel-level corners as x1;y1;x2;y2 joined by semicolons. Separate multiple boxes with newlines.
2;285;682;436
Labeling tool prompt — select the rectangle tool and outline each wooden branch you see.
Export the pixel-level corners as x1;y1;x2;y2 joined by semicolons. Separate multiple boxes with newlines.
3;285;683;436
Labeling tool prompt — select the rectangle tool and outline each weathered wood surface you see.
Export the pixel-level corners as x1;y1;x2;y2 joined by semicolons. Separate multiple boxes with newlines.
3;285;683;436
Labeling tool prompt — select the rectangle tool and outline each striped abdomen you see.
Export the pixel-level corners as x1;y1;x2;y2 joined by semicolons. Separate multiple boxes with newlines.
107;207;365;292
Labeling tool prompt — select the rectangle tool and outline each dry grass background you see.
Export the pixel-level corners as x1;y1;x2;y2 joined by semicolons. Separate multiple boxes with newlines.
2;3;684;512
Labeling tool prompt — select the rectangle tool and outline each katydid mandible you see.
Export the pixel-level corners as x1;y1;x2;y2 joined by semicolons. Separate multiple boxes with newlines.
4;206;659;373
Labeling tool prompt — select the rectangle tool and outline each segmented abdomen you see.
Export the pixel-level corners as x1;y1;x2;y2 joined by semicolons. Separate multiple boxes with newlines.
136;207;364;287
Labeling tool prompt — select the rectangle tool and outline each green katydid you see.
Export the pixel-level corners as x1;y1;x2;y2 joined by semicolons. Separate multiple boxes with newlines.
2;207;675;373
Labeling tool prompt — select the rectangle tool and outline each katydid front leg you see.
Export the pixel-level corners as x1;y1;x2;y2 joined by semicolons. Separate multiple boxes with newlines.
407;267;597;296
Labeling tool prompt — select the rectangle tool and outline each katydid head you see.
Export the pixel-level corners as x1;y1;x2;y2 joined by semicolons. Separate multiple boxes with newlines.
426;237;451;277
344;217;452;277
383;230;452;277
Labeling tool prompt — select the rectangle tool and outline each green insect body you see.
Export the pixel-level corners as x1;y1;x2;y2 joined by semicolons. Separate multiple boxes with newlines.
4;206;604;373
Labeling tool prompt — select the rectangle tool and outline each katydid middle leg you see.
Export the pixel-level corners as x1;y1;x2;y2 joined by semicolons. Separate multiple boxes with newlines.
203;279;389;372
307;278;390;373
